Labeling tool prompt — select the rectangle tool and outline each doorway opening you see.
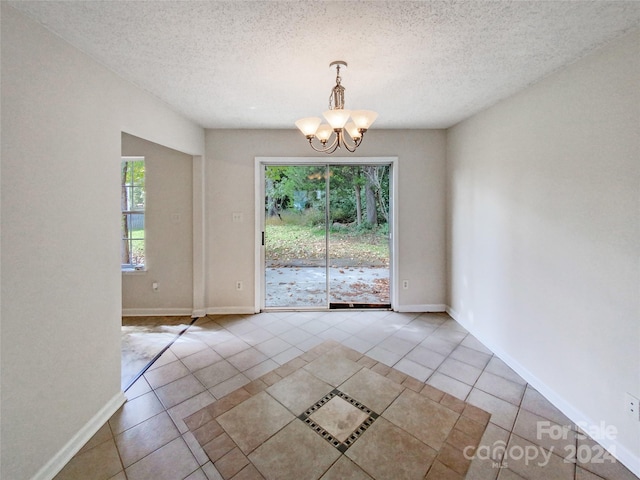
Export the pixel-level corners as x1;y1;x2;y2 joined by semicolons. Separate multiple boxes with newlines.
256;158;398;311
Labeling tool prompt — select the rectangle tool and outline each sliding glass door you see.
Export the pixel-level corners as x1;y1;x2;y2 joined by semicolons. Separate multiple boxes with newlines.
262;162;391;310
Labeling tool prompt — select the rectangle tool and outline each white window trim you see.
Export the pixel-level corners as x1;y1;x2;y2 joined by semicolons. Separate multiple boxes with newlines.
121;156;146;272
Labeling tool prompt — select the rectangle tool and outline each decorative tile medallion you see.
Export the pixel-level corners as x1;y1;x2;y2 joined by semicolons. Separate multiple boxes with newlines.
184;340;491;480
299;389;379;452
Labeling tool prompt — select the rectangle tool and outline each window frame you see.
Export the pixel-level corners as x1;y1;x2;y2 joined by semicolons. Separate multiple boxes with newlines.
121;156;146;272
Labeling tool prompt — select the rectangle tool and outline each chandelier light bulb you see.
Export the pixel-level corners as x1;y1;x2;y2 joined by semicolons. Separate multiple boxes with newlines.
323;109;351;130
315;124;333;143
350;110;378;130
345;122;361;141
295;117;322;137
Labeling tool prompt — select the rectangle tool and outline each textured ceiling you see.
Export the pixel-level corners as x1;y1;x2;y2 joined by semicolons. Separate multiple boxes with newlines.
8;1;640;129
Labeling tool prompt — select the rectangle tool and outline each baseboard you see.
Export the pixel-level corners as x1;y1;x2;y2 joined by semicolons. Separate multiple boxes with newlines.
122;308;193;316
191;308;207;318
396;304;447;313
207;305;448;315
608;441;640;479
446;306;640;478
445;305;460;319
32;391;126;480
206;306;259;315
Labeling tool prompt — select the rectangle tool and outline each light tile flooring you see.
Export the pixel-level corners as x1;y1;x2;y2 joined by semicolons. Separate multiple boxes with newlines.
183;340;489;479
55;311;639;480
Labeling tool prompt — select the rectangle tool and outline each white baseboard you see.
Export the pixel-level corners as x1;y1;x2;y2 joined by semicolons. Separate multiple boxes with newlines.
606;440;640;479
446;306;640;478
206;306;259;315
396;304;447;313
32;391;126;480
206;305;447;315
122;308;193;317
445;306;460;319
191;309;207;318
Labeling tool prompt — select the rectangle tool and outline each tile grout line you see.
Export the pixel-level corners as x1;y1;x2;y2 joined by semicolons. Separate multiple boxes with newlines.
108;419;128;480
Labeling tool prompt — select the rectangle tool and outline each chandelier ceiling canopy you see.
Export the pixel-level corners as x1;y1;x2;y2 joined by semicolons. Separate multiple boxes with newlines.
295;61;378;154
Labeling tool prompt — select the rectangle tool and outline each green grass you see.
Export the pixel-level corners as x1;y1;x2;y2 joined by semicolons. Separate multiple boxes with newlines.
265;222;389;266
126;221;388;268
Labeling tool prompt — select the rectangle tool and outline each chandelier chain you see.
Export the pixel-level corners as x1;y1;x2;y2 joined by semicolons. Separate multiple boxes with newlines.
329;64;345;110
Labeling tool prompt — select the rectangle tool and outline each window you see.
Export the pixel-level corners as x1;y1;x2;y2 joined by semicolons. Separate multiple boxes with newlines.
121;157;145;270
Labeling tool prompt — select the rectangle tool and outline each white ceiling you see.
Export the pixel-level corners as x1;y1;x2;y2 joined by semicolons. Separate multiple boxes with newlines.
8;1;640;129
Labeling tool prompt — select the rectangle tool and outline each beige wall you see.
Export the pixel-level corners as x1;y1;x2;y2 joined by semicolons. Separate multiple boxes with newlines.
121;134;194;314
447;29;640;472
0;6;203;479
204;129;447;312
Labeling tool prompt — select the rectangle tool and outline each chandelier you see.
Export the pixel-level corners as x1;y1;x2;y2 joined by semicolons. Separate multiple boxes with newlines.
295;61;378;154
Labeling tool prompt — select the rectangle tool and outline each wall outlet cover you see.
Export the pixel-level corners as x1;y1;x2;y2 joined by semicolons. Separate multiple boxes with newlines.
626;393;640;420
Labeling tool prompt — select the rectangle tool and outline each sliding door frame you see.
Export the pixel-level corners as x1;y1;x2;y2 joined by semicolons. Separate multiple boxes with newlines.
255;156;399;312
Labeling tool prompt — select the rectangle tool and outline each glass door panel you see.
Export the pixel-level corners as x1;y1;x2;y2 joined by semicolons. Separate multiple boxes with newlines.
328;165;390;307
264;165;327;308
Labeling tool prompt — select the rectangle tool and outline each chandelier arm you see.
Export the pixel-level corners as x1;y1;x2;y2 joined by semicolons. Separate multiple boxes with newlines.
307;135;340;154
322;136;342;154
338;131;358;153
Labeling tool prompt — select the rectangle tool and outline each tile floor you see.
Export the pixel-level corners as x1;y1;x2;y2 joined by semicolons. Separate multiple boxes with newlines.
54;311;639;480
183;340;489;479
121;316;194;389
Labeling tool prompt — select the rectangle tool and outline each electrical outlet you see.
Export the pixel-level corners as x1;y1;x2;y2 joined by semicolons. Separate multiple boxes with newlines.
402;280;409;290
152;282;159;292
232;212;243;223
626;393;640;420
236;281;243;291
